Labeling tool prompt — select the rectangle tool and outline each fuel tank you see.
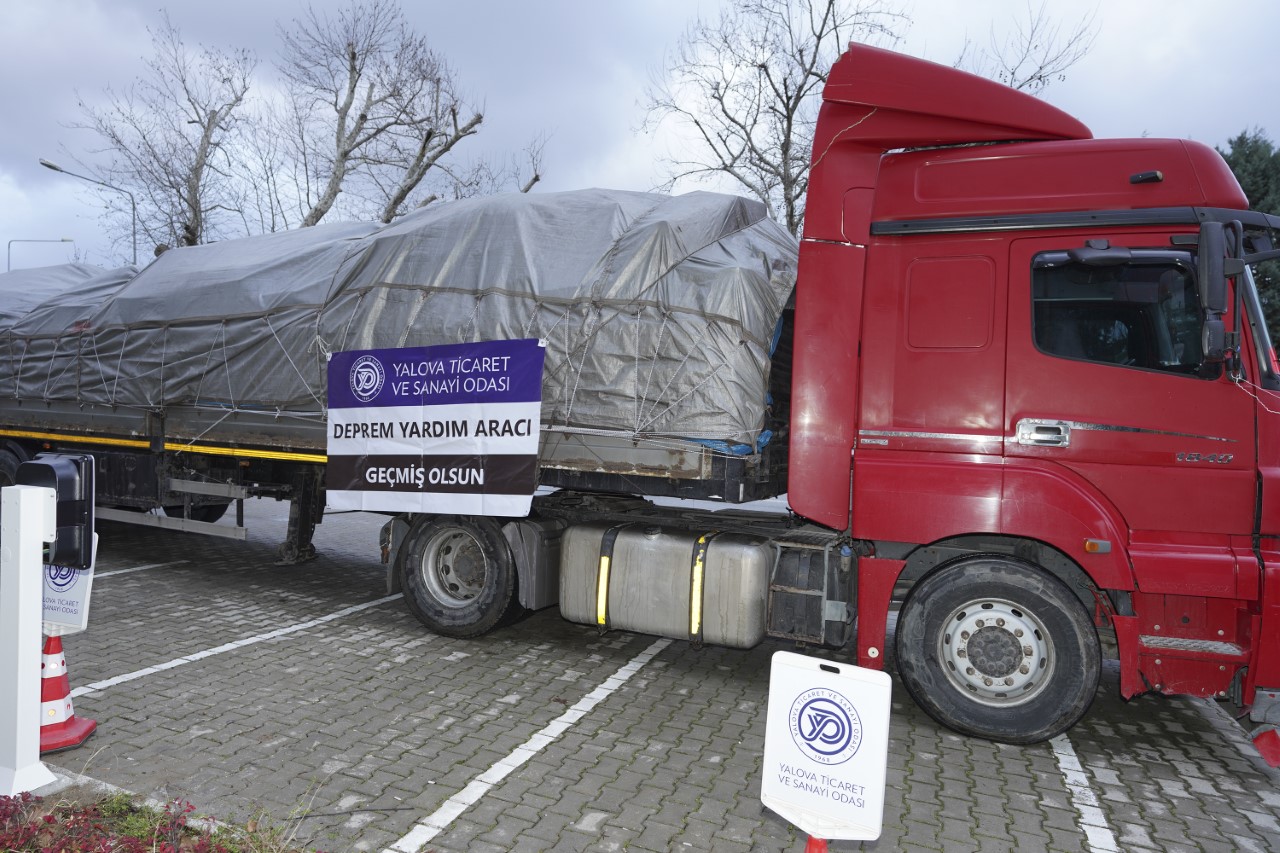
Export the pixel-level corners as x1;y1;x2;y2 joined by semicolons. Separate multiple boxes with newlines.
559;522;772;648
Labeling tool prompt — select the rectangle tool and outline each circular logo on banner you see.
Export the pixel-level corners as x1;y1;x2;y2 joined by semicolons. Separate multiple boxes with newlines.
46;564;79;592
349;355;385;403
788;687;863;765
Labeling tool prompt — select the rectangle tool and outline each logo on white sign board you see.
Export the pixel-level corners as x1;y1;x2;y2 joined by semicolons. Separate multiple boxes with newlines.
789;687;863;765
45;564;80;594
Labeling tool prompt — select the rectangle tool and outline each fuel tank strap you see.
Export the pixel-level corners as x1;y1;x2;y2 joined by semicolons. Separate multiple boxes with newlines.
595;524;635;632
688;531;724;646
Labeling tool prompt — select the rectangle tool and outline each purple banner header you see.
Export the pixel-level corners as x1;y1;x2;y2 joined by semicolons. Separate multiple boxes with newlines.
328;339;545;409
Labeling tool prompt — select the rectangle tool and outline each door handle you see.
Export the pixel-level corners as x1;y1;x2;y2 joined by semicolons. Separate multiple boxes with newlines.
1015;419;1071;448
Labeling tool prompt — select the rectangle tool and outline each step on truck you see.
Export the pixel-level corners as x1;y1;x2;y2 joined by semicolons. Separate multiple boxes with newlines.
2;43;1279;748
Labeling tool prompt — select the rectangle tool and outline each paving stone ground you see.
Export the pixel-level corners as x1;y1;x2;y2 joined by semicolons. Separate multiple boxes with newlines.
35;500;1280;852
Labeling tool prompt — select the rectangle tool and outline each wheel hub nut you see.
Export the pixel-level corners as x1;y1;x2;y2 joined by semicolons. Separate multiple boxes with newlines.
965;625;1022;678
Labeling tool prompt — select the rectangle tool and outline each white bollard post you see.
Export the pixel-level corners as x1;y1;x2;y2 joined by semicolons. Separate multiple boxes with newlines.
0;484;59;796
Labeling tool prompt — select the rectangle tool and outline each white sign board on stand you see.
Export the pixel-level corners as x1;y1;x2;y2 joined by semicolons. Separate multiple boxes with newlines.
0;485;58;796
760;651;892;841
42;534;97;634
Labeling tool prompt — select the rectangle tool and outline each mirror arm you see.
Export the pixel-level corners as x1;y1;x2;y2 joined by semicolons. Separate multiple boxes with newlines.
1229;222;1246;381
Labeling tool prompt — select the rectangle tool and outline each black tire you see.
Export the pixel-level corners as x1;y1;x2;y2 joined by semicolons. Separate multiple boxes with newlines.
400;516;518;638
0;449;20;488
163;502;231;523
895;555;1100;744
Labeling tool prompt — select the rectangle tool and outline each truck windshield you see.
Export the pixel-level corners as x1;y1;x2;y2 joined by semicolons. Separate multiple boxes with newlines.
1242;213;1280;387
1032;251;1205;375
1243;264;1280;387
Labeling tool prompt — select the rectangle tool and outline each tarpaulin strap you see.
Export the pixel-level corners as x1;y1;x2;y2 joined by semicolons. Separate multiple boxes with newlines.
42;336;58;402
265;315;320;409
222;322;237;411
638;342;737;433
83;333;111;402
110;327;131;406
635;310;670;432
529;300;574;342
157;325;170;407
52;339;80;404
194;321;231;411
397;290;430;347
183;408;237;446
564;304;601;421
521;301;548;338
688;531;724;647
462;292;484;341
5;335;20;398
334;290;366;353
74;336;84;401
595;524;634;633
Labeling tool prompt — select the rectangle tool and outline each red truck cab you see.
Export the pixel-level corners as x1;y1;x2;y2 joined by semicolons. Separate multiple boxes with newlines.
789;44;1280;743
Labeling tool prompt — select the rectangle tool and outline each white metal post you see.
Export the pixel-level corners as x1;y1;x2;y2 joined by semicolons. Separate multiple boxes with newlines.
0;484;59;795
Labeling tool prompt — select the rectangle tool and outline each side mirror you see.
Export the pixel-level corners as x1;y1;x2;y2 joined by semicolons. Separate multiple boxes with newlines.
16;452;95;569
1202;317;1226;364
1198;222;1229;314
1198;221;1247;371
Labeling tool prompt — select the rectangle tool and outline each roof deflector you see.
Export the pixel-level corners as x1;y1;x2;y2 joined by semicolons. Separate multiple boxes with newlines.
820;42;1093;151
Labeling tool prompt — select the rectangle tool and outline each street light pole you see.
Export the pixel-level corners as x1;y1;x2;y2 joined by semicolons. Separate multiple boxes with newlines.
6;238;74;272
39;159;137;266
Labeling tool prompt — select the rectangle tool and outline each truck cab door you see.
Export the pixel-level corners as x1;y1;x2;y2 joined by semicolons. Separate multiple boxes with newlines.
1005;235;1257;599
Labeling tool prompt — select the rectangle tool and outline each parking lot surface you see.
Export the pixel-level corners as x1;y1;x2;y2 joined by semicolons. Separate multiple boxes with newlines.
35;501;1280;852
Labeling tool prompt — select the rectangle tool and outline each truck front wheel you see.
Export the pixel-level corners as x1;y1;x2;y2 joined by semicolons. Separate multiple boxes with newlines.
401;516;518;638
895;555;1100;744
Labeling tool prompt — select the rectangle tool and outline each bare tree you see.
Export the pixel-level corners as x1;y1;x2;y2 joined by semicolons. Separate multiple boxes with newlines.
277;0;486;226
77;13;255;252
956;1;1098;95
643;0;906;236
75;3;546;246
233;106;293;234
411;133;548;209
646;0;1097;236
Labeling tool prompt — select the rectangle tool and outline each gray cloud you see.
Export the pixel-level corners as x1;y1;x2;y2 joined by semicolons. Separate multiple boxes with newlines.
3;0;1276;269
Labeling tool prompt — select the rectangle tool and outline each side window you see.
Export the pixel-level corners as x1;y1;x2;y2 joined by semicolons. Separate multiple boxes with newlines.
1032;254;1207;376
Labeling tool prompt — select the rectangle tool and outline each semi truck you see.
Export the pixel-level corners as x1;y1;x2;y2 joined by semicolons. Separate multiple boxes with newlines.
3;43;1280;750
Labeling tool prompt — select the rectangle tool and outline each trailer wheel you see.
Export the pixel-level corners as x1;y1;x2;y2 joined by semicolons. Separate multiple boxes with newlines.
401;516;518;638
0;449;19;487
895;555;1100;744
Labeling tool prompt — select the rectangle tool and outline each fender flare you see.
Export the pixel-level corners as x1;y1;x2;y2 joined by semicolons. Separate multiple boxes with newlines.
1000;459;1134;591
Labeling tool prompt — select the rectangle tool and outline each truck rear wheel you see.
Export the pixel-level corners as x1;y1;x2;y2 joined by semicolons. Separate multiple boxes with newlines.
401;516;518;638
895;555;1100;744
0;448;19;487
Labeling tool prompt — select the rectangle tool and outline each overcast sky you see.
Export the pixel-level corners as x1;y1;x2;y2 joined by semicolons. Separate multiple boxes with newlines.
2;0;1277;270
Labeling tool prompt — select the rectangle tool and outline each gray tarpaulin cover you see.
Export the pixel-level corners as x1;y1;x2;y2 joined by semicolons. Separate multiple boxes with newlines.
0;263;134;329
0;189;797;447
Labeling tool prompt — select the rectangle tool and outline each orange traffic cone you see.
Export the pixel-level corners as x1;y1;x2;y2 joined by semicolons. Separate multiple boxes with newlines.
1254;727;1280;768
39;635;96;753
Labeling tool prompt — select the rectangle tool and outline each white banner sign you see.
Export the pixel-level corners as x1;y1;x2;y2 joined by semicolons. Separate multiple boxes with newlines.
326;339;546;516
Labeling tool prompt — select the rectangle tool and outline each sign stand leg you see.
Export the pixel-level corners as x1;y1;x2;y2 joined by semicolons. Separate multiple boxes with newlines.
0;485;58;795
805;837;828;852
